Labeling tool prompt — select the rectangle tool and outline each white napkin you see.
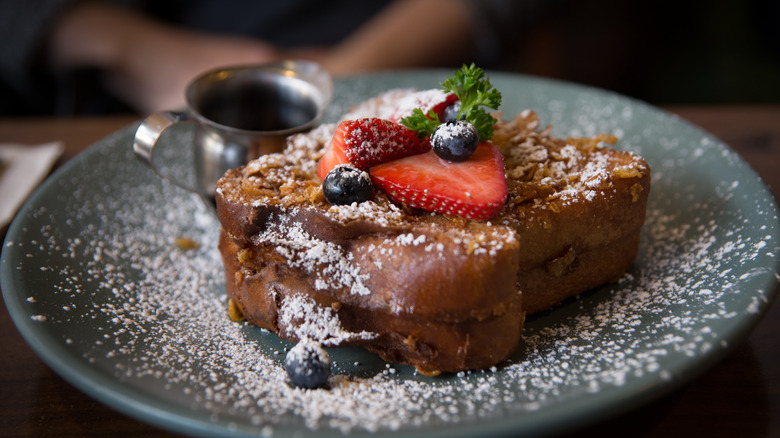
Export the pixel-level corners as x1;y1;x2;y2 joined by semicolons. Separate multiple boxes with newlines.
0;142;64;230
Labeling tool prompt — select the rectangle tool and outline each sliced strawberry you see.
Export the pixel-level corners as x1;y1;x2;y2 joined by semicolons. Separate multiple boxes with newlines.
317;121;351;180
369;142;507;220
388;90;459;123
317;118;430;180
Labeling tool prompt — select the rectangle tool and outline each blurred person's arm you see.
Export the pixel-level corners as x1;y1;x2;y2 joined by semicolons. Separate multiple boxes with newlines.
46;0;501;110
42;0;528;113
319;0;476;74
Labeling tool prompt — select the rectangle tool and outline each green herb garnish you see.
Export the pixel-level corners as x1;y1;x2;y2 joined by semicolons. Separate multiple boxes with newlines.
400;63;502;141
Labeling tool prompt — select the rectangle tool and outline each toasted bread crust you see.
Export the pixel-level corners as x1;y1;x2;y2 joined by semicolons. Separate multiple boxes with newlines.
215;90;650;372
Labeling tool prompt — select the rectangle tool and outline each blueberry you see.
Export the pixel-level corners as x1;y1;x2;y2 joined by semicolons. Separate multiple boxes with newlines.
285;339;331;389
441;101;463;122
322;164;373;205
431;120;479;162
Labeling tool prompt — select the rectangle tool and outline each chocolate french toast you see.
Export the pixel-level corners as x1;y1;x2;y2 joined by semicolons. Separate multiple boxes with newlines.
216;66;650;374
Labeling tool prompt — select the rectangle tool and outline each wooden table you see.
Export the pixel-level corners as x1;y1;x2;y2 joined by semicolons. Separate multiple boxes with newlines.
1;107;779;437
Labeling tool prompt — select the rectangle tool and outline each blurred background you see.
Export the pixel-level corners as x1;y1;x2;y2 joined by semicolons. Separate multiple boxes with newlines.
511;0;780;105
1;0;778;117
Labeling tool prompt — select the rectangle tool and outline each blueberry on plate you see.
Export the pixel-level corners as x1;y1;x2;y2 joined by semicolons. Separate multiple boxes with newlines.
285;339;331;389
323;164;373;205
431;120;479;162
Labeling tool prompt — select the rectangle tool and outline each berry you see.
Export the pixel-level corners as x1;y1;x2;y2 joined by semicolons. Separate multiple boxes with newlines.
369;141;507;220
431;120;479;162
323;165;373;205
285;339;331;389
441;101;463;122
389;90;459;123
317;118;430;180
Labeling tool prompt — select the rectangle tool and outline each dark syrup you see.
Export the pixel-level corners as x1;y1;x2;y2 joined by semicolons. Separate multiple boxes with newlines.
198;81;318;131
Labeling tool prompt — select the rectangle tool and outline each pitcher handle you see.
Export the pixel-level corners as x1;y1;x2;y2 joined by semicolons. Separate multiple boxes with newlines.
133;110;198;193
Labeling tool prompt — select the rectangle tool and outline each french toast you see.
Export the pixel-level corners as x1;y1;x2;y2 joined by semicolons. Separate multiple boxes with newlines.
215;88;650;373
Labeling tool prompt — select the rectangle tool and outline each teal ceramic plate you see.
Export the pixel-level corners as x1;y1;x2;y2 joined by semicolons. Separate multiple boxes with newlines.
3;71;779;437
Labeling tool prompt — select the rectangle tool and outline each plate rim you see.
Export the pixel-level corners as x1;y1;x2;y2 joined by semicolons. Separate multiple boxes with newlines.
2;69;779;438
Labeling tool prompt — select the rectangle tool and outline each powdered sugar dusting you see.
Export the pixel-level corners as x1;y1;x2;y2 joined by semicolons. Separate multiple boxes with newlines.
342;88;449;122
4;76;779;437
341;88;416;121
252;216;372;296
278;294;376;345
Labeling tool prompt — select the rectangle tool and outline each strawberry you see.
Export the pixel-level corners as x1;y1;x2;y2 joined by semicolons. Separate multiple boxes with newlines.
369;141;507;220
317;122;351;180
388;90;459;123
317;118;430;180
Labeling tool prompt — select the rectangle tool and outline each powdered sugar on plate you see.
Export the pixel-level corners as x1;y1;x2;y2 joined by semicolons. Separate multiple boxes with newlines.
3;73;779;437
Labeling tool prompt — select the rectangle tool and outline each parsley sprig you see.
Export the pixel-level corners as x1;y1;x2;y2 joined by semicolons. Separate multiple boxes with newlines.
400;63;502;141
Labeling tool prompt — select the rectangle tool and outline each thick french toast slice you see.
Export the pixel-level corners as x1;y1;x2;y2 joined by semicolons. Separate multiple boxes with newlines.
215;91;650;372
216;125;523;372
